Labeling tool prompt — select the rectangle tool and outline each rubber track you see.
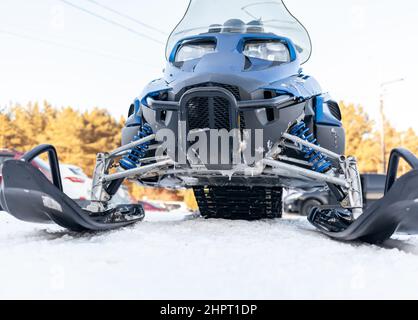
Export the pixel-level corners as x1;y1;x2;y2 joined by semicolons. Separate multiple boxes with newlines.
193;186;283;220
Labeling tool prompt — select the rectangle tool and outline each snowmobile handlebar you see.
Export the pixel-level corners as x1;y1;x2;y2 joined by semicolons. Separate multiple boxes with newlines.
385;148;418;194
21;144;63;192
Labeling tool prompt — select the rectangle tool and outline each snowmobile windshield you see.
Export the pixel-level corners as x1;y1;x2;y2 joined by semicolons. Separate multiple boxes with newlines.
166;0;312;64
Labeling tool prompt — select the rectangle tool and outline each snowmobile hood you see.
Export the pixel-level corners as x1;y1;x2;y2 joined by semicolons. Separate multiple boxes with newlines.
164;33;302;86
166;0;312;64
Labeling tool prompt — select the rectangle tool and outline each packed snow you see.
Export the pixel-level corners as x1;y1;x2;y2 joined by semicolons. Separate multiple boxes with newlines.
1;209;418;300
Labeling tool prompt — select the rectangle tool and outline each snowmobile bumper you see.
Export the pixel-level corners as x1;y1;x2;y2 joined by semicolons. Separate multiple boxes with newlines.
309;148;418;244
0;145;144;232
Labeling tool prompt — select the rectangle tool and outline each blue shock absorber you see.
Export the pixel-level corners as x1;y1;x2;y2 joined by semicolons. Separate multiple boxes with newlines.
119;124;154;170
289;121;332;173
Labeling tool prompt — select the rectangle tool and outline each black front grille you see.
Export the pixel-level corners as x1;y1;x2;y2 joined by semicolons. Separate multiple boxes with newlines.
327;101;342;121
239;111;246;131
186;96;232;131
213;97;231;130
186;97;210;130
183;83;241;100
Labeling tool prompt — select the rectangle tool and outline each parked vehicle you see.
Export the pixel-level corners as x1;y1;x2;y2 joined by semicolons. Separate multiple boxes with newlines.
59;164;91;201
0;150;91;204
107;187;174;213
284;174;387;216
142;200;191;213
109;185;134;205
161;201;191;212
1;149;51;180
139;200;169;213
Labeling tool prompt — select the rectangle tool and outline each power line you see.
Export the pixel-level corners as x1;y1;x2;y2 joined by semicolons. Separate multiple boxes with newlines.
84;0;168;36
58;0;165;45
0;29;161;68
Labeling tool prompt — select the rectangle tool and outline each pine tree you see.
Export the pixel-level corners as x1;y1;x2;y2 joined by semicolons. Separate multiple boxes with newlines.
0;108;27;149
381;118;402;173
340;102;381;173
402;128;418;155
398;128;418;175
78;108;123;174
11;102;50;150
42;107;84;166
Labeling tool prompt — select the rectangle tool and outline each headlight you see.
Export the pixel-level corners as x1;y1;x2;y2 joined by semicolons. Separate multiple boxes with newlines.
175;41;216;63
243;40;290;63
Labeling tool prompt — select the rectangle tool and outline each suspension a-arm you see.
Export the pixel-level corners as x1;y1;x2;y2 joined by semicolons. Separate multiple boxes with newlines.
281;122;363;215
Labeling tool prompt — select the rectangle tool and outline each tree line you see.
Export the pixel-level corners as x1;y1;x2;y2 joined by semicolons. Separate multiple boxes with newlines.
340;102;418;174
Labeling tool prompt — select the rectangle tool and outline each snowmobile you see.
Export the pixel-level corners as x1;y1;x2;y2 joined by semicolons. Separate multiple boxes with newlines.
2;0;418;244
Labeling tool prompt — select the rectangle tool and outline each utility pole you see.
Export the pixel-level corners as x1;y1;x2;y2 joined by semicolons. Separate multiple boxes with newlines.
380;97;386;174
379;78;404;173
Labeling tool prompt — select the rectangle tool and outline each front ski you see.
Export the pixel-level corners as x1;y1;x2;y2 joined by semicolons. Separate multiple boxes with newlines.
0;145;144;232
309;149;418;244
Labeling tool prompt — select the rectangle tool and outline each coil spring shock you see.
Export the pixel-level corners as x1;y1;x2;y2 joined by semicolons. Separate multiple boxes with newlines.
119;123;153;170
289;121;332;173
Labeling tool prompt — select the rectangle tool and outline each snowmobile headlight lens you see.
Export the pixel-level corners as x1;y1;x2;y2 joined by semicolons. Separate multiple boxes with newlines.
175;41;216;63
243;40;290;63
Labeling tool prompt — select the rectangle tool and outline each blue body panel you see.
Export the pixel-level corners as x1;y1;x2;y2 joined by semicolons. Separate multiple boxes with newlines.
126;31;342;134
138;33;322;103
315;95;343;127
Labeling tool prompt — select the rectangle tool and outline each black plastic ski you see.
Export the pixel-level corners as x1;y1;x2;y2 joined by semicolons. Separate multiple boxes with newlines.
309;148;418;244
0;145;144;232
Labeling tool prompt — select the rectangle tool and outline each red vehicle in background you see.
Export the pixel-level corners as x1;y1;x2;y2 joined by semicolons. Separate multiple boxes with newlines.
0;149;52;181
139;200;169;213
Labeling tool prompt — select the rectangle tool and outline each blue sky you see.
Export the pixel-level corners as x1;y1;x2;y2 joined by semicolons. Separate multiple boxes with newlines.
0;0;417;131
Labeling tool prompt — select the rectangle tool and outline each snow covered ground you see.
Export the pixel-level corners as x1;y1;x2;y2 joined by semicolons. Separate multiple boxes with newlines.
1;210;418;300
